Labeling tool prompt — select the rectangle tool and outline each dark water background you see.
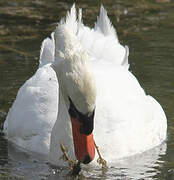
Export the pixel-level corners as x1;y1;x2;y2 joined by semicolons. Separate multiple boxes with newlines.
0;0;174;179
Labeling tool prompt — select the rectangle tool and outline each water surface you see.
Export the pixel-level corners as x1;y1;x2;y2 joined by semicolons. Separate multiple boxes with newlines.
0;0;174;179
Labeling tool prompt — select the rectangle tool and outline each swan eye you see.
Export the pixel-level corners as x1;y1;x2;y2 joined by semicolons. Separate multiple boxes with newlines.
68;97;95;135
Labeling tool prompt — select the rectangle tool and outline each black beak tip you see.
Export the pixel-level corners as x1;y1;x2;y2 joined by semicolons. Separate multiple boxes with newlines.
82;155;92;164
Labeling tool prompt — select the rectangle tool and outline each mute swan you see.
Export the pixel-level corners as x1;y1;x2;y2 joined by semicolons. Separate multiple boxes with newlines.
4;5;167;167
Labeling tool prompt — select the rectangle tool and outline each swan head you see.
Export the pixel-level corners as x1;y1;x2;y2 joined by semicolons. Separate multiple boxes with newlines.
52;25;96;164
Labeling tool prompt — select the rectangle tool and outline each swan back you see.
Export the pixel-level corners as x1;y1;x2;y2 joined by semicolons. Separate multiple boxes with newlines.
77;6;126;65
53;4;127;66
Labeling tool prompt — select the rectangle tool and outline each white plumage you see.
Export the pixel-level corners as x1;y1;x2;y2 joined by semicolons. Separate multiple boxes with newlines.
4;4;167;166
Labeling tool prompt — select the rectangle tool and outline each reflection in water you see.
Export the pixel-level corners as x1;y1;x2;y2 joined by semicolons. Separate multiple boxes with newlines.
0;0;174;179
115;143;167;179
1;141;166;180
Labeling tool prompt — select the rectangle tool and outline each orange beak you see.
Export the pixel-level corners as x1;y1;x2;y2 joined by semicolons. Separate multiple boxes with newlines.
71;117;95;164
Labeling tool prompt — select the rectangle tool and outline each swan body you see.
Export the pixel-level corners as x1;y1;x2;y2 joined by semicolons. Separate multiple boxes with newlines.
4;38;58;155
4;5;167;166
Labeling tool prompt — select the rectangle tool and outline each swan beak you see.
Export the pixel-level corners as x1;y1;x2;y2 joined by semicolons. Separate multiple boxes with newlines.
71;117;95;164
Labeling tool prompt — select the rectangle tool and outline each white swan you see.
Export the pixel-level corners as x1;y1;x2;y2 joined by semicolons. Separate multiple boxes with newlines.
4;5;167;167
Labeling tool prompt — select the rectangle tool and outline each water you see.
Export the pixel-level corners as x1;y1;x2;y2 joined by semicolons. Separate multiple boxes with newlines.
0;0;174;179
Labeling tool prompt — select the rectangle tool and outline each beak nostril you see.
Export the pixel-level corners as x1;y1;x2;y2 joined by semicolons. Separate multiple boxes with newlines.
83;155;92;164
